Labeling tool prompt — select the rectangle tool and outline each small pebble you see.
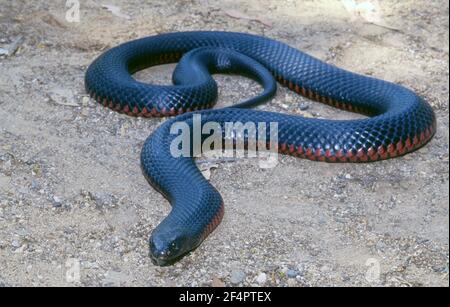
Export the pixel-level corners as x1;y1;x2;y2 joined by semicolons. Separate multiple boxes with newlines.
90;192;117;209
255;272;267;284
433;266;449;274
31;180;40;190
82;96;90;107
287;269;298;278
298;102;309;110
230;270;245;285
52;196;62;207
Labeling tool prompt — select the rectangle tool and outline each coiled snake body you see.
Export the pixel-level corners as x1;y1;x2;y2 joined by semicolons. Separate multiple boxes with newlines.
85;31;436;266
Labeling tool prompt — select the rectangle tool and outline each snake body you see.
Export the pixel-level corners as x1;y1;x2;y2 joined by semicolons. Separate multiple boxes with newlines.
85;31;436;266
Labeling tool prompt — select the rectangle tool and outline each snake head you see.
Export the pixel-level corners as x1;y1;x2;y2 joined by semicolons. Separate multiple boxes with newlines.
149;226;198;266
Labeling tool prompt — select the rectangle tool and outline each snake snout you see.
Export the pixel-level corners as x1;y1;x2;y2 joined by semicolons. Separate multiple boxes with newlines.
149;239;172;266
149;230;195;266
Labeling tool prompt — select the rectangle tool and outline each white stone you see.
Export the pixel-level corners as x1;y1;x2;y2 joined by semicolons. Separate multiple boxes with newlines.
256;272;267;284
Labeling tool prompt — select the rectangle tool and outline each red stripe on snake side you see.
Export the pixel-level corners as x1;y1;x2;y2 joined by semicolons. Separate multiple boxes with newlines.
200;203;225;241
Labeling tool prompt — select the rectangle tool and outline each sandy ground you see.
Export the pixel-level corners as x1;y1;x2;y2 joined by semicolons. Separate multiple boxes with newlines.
0;0;448;287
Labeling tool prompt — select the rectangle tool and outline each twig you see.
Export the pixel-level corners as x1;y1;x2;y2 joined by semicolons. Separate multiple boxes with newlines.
222;9;272;28
47;95;80;107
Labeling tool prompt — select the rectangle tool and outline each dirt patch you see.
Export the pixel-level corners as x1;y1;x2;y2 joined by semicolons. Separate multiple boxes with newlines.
0;0;448;286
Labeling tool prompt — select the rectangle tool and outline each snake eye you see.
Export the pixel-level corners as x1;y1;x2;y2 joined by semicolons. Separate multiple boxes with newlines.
170;240;181;252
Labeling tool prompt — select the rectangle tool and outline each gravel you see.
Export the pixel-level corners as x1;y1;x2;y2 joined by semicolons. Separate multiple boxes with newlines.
0;0;448;287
